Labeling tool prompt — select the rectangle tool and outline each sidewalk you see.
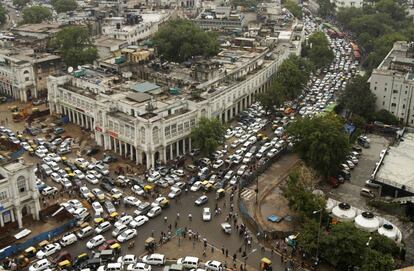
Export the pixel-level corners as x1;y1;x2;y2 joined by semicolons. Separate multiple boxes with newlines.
155;235;257;271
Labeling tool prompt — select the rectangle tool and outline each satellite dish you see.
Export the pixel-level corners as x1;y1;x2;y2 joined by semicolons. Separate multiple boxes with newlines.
77;65;82;70
68;67;73;73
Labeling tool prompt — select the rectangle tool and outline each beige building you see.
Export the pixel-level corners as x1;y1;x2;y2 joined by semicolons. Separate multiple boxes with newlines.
368;41;414;126
0;160;41;229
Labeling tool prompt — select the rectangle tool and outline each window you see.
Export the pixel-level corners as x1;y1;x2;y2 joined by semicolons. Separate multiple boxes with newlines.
0;190;8;202
384;88;387;91
391;103;396;107
165;126;171;137
190;118;196;127
383;101;385;106
17;176;26;194
171;124;177;136
393;90;398;94
403;104;405;109
374;87;377;90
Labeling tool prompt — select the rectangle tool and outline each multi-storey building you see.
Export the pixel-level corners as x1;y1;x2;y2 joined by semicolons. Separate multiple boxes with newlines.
331;0;364;9
0;48;62;101
48;21;304;169
0;160;40;228
368;41;414;126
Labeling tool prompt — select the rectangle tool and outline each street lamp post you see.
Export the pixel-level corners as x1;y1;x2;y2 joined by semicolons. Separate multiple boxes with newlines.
313;209;323;266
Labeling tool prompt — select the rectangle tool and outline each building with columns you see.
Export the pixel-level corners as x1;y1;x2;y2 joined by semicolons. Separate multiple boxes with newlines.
0;48;62;101
0;160;41;229
48;21;304;169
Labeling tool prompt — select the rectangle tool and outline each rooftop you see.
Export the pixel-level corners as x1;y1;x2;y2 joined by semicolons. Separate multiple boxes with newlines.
0;48;60;63
376;132;414;193
2;160;31;173
14;23;62;33
130;82;160;93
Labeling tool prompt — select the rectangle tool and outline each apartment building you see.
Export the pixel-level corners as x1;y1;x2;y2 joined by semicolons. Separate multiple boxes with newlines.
48;20;303;169
0;48;62;101
368;41;414;126
0;160;40;229
331;0;364;9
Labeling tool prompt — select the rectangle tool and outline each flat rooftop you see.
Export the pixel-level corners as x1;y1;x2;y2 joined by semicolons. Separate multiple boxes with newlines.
376;132;414;193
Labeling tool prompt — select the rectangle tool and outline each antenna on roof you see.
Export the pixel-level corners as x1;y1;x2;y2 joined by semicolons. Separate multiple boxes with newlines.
68;67;73;73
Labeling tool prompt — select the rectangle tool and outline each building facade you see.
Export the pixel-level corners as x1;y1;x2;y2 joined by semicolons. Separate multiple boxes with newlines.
0;48;62;101
368;41;414;126
331;0;364;9
0;160;41;229
48;21;303;169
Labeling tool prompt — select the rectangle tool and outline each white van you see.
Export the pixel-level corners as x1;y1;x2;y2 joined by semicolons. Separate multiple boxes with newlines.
59;233;77;247
77;226;94;239
177;256;199;269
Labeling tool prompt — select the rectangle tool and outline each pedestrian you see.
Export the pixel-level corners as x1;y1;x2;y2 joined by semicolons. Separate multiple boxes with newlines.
174;221;178;228
203;249;206;257
211;246;214;253
151;230;154;237
164;216;167;223
222;246;225;254
233;253;237;262
168;224;172;230
225;249;229;258
188;213;192;221
177;212;180;219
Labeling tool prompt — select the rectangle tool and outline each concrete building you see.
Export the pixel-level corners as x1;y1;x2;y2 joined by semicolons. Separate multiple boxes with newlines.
0;48;62;101
102;12;170;45
48;19;304;169
368;41;414;127
193;7;244;30
331;0;364;9
372;132;414;198
0;160;41;229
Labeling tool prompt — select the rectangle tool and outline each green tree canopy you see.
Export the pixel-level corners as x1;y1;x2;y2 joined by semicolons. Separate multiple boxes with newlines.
256;81;283;113
316;0;335;17
22;6;52;24
283;0;302;18
299;222;398;271
339;75;376;120
13;0;30;8
373;109;400;125
287;113;350;177
153;19;220;63
284;167;326;220
0;4;6;25
51;0;77;13
190;117;226;157
302;31;334;70
53;26;98;67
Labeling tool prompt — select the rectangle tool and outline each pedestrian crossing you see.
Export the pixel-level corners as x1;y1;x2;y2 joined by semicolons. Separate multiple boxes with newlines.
240;188;256;200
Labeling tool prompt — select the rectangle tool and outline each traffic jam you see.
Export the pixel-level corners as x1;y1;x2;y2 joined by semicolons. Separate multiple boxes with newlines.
1;15;360;271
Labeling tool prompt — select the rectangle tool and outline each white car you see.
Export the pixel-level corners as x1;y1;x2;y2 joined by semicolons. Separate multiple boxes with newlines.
86;174;98;184
74;170;85;180
168;187;182;199
173;169;185;177
212;160;224;169
237;165;248;176
132;185;144;195
117;228;137;243
50;172;62;183
147;206;162;218
147;171;161;182
205;260;223;271
129;215;149;228
80;186;91;199
88;170;103;179
202;207;211;221
68;199;83;209
114;215;134;228
118;254;138;265
92;201;104;214
195;195;208;206
47;153;61;162
86;235;106;249
124;196;141;207
190;181;202;192
41;186;58;196
266;148;278;158
224;170;234;180
142;253;166;266
95;221;111;234
127;262;152;271
29;259;51;271
36;243;61;259
61;178;72;189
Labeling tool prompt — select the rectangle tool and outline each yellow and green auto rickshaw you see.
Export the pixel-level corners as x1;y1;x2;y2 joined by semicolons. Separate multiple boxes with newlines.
216;188;225;199
260;257;272;271
145;237;156;253
24;246;37;258
58;259;71;270
38;240;49;249
159;198;169;209
144;185;153;193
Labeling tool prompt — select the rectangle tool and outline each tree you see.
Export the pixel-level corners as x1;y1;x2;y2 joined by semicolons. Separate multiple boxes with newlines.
283;0;302;18
339;75;376;120
22;6;52;24
361;249;395;271
153;19;219;63
373;109;399;125
0;4;6;25
53;26;98;67
13;0;30;8
256;81;283;113
284;168;326;220
316;0;335;18
302;32;334;70
51;0;77;13
190;117;226;157
287;113;350;177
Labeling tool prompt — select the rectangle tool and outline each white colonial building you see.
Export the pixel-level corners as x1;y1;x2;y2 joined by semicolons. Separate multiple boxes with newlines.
0;160;41;229
48;22;303;169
